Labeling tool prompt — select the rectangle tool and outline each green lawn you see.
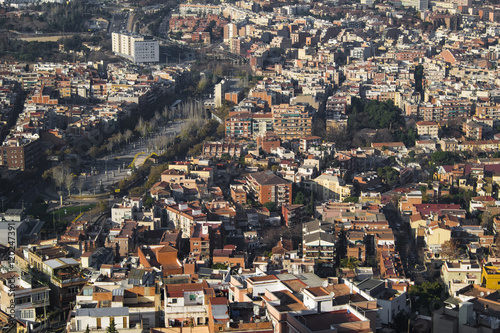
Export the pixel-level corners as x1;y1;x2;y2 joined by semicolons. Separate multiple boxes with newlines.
27;197;96;231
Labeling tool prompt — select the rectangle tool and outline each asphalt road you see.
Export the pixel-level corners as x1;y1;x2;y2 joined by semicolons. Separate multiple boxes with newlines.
78;120;184;195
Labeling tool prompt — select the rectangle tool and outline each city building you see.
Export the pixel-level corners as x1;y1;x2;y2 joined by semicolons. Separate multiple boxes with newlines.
0;136;41;170
245;171;292;207
111;32;159;63
309;174;353;201
271;104;313;140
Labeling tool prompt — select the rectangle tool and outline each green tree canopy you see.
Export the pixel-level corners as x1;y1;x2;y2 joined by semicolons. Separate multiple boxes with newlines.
347;98;405;131
293;191;305;205
343;196;359;203
106;319;118;333
377;166;400;188
430;151;460;165
415;64;424;95
263;201;277;212
340;256;360;270
408;281;445;315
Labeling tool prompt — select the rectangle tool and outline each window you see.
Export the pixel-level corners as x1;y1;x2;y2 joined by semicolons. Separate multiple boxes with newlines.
21;310;33;319
172;298;177;303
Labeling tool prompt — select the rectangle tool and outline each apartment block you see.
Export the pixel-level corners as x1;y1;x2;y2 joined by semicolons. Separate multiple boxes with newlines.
111;32;159;63
245;171;292;207
0;136;41;170
416;120;439;138
271;103;313;140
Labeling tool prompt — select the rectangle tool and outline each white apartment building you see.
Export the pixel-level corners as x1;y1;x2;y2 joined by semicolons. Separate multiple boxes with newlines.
111;32;159;63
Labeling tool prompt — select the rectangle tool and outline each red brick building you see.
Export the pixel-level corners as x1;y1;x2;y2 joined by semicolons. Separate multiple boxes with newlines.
225;112;253;139
245;171;292;207
230;184;247;205
282;204;306;227
0;137;41;170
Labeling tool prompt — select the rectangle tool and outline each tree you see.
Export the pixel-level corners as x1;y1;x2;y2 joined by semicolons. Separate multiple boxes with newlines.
293;191;305;205
481;211;494;233
414;64;424;96
52;165;68;191
306;191;315;216
52;165;73;199
430;151;459;165
64;173;74;196
89;146;99;159
347;98;405;131
343;196;359;203
393;311;410;332
143;193;154;209
97;200;108;212
408;281;445;315
211;263;228;269
75;176;84;195
263;201;277;212
123;129;133;144
377;166;400;188
106;318;118;333
439;239;461;260
340;256;360;270
136;117;147;138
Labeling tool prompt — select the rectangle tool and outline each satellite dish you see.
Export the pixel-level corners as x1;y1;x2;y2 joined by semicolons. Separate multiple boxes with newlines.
322;280;329;288
480;292;485;297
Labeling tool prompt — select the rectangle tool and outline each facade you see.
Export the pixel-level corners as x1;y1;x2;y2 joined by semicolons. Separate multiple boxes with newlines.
303;232;336;260
105;221;139;259
441;261;481;294
0;272;50;324
230;184;247;205
111;32;159;63
463;120;483;140
0;210;44;247
402;0;428;10
165;203;207;238
416;121;439;138
282;204;306;226
310;174;353;201
164;282;214;327
203;142;243;158
225;112;253;139
245;171;292;207
212;246;246;268
271;103;313;140
189;223;212;262
481;265;500;289
0;136;41;170
68;279;160;332
432;294;500;333
424;222;451;254
42;257;87;311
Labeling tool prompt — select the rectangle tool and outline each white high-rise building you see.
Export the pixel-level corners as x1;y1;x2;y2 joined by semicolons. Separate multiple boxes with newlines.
401;0;428;10
111;32;159;63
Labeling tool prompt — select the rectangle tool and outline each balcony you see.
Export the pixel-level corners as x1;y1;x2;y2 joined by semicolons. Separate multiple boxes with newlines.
165;305;206;313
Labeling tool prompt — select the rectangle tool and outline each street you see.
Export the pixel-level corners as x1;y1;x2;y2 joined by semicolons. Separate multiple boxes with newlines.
78;120;184;195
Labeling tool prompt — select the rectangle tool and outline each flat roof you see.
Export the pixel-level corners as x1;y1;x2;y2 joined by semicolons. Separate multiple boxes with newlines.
297;309;362;331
